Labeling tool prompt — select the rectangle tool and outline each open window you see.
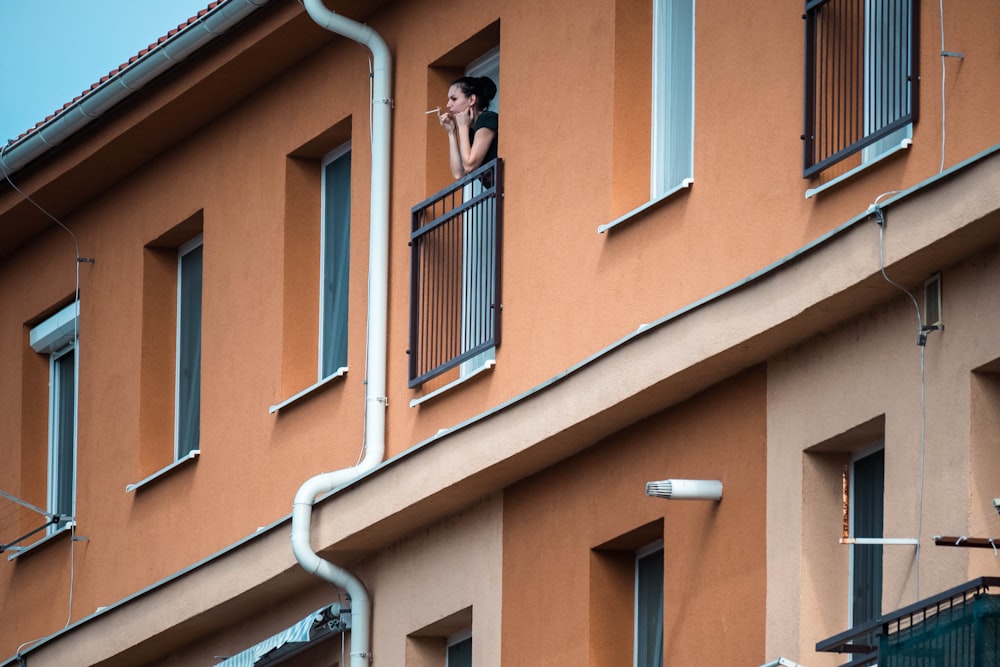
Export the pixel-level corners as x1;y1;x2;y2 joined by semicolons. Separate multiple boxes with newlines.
410;30;502;391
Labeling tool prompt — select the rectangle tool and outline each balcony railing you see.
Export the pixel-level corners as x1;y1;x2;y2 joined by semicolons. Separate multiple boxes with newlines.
803;0;919;177
817;576;1000;666
408;158;503;388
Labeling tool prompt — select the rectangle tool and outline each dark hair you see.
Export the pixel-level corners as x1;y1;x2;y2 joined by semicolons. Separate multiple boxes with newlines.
451;75;497;112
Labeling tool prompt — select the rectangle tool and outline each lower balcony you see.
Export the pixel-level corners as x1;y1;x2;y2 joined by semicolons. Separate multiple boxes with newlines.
817;576;1000;666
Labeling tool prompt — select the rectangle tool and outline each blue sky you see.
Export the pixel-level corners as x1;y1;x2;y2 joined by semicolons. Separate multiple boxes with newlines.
1;0;214;143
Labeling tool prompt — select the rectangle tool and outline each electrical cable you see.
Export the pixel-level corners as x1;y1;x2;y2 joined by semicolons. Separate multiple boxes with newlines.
873;200;929;601
939;0;945;172
1;138;88;644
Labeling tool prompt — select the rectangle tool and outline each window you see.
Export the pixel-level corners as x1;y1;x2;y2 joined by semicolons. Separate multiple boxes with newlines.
409;46;503;390
803;0;918;177
460;49;499;378
28;301;79;532
635;541;664;667
176;236;202;459
850;448;884;628
320;144;352;379
652;0;695;197
446;630;472;667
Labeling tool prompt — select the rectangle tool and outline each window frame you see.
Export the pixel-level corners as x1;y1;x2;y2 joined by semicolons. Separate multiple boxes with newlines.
445;629;472;667
175;235;203;461
849;446;885;629
651;0;695;199
29;301;79;534
634;540;665;667
319;142;352;381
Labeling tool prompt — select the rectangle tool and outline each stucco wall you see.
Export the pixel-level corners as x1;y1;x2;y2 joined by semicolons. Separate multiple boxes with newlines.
767;241;1000;664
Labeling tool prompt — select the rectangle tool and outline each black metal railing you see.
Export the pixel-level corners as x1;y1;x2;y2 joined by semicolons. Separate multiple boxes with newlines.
817;577;1000;666
408;158;503;388
803;0;919;177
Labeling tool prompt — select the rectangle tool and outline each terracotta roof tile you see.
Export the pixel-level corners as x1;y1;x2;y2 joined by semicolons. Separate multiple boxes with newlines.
12;1;221;142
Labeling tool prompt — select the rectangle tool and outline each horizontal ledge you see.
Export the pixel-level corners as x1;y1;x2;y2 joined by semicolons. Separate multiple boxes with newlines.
598;178;693;234
269;367;348;413
410;360;495;408
6;522;75;561
934;535;1000;549
839;537;919;545
126;450;200;493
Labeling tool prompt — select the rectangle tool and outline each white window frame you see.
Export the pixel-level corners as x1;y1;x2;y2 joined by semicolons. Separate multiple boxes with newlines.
29;301;79;534
319;142;352;382
599;0;694;233
848;445;884;629
634;540;665;667
651;0;695;198
459;47;500;380
175;235;203;460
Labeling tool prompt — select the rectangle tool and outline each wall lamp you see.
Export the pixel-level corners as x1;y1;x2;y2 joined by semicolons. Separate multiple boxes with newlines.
645;479;723;501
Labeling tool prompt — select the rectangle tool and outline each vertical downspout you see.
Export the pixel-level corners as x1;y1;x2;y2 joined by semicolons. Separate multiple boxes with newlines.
292;3;392;666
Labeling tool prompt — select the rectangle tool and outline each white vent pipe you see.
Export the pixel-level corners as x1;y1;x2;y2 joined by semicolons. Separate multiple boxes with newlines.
645;479;723;501
292;3;392;667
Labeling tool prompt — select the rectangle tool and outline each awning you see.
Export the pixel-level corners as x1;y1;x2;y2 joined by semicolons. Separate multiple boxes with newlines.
216;603;350;666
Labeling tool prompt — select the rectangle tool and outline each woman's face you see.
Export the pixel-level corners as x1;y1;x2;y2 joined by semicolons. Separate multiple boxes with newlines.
446;84;474;115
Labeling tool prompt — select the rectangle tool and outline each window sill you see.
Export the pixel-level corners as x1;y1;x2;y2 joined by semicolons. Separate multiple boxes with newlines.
6;522;75;561
125;449;200;493
805;138;912;199
410;359;496;408
597;178;693;234
269;367;348;414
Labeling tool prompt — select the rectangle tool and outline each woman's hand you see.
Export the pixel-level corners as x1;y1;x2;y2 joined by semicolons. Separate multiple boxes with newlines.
453;106;474;130
439;112;456;134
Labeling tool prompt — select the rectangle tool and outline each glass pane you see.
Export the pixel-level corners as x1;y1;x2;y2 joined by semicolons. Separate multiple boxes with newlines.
177;244;203;458
636;548;664;667
447;636;472;667
52;349;76;526
321;150;351;378
653;0;695;195
852;449;884;628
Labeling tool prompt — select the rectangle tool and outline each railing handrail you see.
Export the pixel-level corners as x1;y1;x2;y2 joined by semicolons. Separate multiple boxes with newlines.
816;576;1000;654
411;158;500;214
408;158;503;387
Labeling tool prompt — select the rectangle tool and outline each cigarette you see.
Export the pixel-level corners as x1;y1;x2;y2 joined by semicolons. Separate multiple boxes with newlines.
425;107;441;115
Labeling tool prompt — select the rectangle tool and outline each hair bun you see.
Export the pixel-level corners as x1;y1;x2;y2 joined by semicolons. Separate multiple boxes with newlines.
476;76;497;105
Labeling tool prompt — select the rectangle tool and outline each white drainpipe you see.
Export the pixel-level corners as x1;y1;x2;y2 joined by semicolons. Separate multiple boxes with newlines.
292;2;392;666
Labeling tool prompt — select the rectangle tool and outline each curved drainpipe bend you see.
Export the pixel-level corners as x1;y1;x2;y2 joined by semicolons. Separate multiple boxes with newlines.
293;2;392;666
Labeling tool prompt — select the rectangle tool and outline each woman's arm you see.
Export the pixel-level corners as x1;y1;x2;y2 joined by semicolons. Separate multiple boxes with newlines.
451;110;496;177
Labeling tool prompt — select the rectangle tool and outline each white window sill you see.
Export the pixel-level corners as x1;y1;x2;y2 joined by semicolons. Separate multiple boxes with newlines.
598;178;693;234
269;367;348;414
410;359;496;408
805;138;913;199
125;449;200;493
6;522;75;561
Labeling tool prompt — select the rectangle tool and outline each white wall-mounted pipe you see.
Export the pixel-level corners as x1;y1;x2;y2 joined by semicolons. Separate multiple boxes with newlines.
645;479;723;501
0;0;272;175
292;3;392;667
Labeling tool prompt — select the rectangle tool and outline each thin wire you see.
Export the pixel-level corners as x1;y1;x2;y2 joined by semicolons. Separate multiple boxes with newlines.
65;523;77;627
875;204;927;602
1;139;87;639
939;0;945;172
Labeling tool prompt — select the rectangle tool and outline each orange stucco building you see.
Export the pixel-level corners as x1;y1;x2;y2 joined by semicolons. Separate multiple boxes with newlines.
3;0;1000;665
